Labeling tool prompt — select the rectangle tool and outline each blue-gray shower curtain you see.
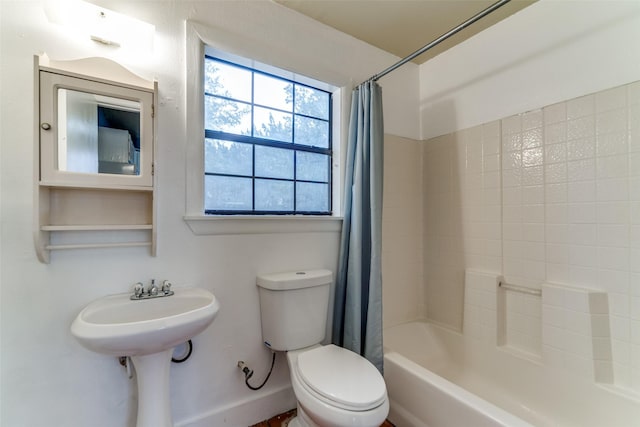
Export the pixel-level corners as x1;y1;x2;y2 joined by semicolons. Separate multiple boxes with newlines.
332;81;384;373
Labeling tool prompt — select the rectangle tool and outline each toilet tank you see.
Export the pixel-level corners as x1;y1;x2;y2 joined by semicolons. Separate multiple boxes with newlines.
256;269;332;351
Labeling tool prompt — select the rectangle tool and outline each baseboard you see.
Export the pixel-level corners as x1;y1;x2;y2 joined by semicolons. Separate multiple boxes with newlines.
175;385;296;427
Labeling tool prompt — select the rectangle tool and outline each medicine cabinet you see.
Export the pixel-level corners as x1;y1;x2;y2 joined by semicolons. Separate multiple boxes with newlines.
34;54;157;263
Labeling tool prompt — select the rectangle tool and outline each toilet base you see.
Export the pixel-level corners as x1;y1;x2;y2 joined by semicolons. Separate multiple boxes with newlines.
287;404;318;427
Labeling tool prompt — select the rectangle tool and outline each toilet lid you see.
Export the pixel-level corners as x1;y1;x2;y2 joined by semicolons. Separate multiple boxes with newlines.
296;344;387;410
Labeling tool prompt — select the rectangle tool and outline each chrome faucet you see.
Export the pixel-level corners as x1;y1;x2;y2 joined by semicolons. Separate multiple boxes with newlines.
148;279;158;296
130;279;175;300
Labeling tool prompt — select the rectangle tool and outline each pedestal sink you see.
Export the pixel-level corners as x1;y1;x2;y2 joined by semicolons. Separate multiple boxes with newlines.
71;287;220;427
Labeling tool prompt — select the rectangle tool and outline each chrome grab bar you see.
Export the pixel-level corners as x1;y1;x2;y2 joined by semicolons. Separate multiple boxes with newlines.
498;281;542;296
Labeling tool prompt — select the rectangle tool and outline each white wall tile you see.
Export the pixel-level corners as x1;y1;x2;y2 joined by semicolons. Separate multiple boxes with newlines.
546;162;568;184
568;203;596;224
544;102;567;124
547;263;570;284
567;95;595;119
546;223;568;244
597;201;629;224
568;180;597;203
591;314;612;337
568;224;597;245
568;158;596;181
596;109;627;136
597;178;628;202
425;81;640;389
522;165;544;186
502;114;522;135
569;244;598;268
597;269;629;294
596;86;627;113
597;155;628;179
522;185;544;204
631;320;640;344
523;128;543;150
569;266;598;288
629;82;640;106
567;137;596;161
545;141;567;162
597;132;628;157
597;224;629;247
568;116;595;140
546;183;568;203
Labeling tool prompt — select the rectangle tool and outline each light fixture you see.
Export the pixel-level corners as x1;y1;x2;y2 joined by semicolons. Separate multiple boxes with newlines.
44;0;154;53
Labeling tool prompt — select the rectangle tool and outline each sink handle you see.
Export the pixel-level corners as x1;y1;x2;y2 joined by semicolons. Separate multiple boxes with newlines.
161;280;173;295
133;282;144;298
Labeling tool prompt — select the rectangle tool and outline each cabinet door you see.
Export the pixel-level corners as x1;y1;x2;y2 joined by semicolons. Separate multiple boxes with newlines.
39;71;154;187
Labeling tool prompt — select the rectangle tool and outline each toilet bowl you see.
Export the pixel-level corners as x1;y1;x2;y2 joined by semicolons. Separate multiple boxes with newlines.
256;270;389;427
286;345;389;427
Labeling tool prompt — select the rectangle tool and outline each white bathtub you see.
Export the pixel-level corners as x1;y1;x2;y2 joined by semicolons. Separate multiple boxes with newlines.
383;321;640;427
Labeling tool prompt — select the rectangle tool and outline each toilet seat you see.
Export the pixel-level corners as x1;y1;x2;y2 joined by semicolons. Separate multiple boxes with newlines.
295;344;387;411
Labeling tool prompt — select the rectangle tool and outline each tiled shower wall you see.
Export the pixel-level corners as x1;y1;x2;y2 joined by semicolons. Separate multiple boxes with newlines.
423;80;640;391
423;122;502;330
382;134;424;328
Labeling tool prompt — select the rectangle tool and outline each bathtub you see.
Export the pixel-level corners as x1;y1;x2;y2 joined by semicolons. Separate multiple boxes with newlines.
383;321;640;427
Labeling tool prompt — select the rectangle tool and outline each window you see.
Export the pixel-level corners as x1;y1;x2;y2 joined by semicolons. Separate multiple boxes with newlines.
204;56;332;215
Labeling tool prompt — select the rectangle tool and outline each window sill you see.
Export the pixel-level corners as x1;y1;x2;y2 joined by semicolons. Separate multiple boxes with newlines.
184;215;343;235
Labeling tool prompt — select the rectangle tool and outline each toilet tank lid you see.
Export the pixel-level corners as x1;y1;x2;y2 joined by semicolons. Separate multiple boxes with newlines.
256;269;333;290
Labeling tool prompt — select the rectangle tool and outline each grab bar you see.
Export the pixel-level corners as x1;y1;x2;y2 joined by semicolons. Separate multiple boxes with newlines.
498;281;542;296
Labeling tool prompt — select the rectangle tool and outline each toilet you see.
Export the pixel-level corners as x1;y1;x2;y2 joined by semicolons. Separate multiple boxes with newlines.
256;270;389;427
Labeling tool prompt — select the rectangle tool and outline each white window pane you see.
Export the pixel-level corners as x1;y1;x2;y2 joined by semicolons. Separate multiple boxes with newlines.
205;139;252;176
205;175;252;211
254;74;292;111
204;59;251;102
253;106;292;142
295;85;329;120
294;116;329;148
255;146;293;179
296;152;328;182
296;182;328;212
205;96;251;135
255;179;293;211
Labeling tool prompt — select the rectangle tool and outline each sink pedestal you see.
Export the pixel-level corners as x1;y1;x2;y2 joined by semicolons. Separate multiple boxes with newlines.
131;348;174;427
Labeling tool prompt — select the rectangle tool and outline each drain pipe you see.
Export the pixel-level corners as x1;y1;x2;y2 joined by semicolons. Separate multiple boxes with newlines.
118;340;194;378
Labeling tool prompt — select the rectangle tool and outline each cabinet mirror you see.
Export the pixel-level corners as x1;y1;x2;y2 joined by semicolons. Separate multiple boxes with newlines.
39;65;154;188
57;88;141;176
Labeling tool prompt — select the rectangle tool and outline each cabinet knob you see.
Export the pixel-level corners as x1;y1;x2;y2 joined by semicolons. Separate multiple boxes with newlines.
41;123;51;131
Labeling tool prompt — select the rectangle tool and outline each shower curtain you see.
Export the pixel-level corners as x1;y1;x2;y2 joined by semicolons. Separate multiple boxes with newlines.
332;81;384;373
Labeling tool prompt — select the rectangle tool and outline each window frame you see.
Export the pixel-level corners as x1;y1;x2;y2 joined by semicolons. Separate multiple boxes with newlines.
203;56;333;215
184;21;346;235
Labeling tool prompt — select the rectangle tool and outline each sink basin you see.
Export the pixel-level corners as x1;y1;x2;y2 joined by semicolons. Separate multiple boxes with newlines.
71;287;220;356
71;286;220;427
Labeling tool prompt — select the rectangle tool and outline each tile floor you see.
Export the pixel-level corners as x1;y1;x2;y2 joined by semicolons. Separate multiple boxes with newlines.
250;409;395;427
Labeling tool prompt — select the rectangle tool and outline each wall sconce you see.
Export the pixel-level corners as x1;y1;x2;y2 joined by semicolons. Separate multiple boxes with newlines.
44;0;154;53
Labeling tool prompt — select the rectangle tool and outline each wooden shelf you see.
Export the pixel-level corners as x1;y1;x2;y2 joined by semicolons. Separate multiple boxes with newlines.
39;181;154;192
41;224;153;231
35;185;156;262
45;242;152;251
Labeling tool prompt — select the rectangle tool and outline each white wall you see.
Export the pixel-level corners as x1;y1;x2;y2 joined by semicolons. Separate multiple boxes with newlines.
0;1;418;426
420;0;640;140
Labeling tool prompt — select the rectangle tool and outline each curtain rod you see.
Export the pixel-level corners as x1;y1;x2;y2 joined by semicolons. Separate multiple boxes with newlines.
360;0;511;86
